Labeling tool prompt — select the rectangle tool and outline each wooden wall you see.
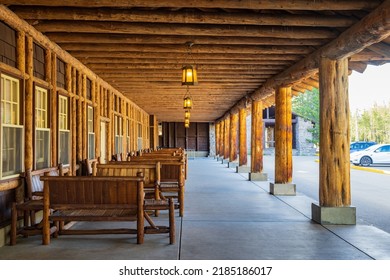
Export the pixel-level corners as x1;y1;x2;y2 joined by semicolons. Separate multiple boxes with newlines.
0;20;152;226
160;122;209;151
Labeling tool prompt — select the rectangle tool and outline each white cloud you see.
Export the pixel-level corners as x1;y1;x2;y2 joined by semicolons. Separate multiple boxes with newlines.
349;63;390;112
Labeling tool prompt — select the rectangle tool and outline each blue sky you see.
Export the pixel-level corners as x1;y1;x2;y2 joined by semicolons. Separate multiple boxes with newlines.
349;63;390;112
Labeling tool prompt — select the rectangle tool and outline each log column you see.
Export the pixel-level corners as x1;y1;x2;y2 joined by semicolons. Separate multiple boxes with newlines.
237;107;250;173
228;112;239;168
218;119;225;162
24;36;33;171
312;56;355;225
270;86;296;195
249;99;267;181
223;116;230;164
215;121;220;159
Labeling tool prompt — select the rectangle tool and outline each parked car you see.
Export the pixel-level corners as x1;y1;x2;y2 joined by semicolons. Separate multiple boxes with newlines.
350;141;376;153
350;144;390;166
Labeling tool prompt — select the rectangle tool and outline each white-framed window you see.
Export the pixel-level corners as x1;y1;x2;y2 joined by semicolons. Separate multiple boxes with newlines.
88;105;95;159
1;74;23;179
114;115;123;154
137;123;142;150
35;86;50;169
126;119;130;152
58;95;70;165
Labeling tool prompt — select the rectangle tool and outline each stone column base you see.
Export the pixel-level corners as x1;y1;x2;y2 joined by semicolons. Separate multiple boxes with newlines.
228;162;238;168
236;165;250;173
270;183;296;195
249;172;268;181
311;203;356;225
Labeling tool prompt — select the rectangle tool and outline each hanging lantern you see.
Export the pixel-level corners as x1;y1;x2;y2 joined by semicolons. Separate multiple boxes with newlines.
183;96;192;110
184;110;191;119
181;42;198;86
182;65;198;86
184;118;190;128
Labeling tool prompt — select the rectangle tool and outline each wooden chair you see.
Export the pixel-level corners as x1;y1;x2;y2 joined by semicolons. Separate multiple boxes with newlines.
10;164;65;245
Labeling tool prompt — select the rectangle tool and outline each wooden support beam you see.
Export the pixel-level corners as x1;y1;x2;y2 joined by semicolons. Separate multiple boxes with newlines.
215;122;220;157
70;51;303;61
319;57;350;207
24;36;33;170
16;31;25;73
219;120;224;158
49;33;326;47
224;116;230;160
76;71;83;162
238;107;248;167
4;1;381;10
229;113;238;162
59;43;314;55
12;6;357;27
50;51;58;166
34;21;338;40
274;87;293;184
82;74;87;160
250;100;264;173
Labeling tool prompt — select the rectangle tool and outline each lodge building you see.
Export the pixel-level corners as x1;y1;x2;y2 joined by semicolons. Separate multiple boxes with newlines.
0;1;389;250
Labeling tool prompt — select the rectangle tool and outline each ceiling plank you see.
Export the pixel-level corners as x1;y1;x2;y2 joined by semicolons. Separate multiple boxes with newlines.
5;0;382;10
11;6;358;27
32;21;339;39
47;33;327;46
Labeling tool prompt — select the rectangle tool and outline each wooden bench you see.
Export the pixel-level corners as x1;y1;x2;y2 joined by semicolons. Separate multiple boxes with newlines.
41;175;175;245
127;157;186;217
10;164;65;245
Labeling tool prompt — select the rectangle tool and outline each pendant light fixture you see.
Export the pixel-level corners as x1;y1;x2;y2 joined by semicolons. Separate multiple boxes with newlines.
182;42;198;86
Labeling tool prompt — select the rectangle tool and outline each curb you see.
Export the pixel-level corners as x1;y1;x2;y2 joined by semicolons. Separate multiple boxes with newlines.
314;159;389;175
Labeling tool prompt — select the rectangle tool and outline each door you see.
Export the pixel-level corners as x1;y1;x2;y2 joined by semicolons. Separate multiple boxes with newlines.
100;121;107;163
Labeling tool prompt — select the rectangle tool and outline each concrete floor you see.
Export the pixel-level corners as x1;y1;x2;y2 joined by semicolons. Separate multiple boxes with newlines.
1;157;389;260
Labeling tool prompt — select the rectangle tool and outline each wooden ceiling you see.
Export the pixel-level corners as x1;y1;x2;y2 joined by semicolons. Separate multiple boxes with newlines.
3;0;390;122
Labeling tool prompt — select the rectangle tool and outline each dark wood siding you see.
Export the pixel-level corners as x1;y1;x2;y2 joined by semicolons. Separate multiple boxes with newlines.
162;122;209;151
0;189;15;226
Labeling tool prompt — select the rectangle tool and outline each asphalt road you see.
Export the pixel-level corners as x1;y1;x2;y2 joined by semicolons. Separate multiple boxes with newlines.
262;155;390;234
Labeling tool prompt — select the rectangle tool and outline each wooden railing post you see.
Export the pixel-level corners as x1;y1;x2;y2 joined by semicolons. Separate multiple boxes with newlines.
312;56;355;225
249;99;267;181
270;86;296;195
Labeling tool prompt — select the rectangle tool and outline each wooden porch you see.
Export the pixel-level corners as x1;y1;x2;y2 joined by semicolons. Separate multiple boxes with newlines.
0;0;390;255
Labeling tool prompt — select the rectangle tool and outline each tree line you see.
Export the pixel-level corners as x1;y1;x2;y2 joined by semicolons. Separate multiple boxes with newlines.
292;89;390;145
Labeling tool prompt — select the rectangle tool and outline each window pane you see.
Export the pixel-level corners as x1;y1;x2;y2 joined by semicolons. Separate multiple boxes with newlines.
59;131;70;165
2;126;23;177
35;129;50;169
88;133;95;159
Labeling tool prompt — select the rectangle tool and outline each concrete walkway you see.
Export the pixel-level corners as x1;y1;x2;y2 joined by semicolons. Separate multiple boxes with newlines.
1;157;389;260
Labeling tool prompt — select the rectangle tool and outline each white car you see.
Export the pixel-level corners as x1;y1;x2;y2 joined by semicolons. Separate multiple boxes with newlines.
350;144;390;166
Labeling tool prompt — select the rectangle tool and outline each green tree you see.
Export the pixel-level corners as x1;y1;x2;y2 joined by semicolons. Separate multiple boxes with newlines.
353;102;390;143
292;88;320;145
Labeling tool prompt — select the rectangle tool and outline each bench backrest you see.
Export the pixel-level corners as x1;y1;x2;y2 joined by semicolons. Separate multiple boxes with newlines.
41;176;144;212
96;162;160;189
128;155;187;180
24;164;64;200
